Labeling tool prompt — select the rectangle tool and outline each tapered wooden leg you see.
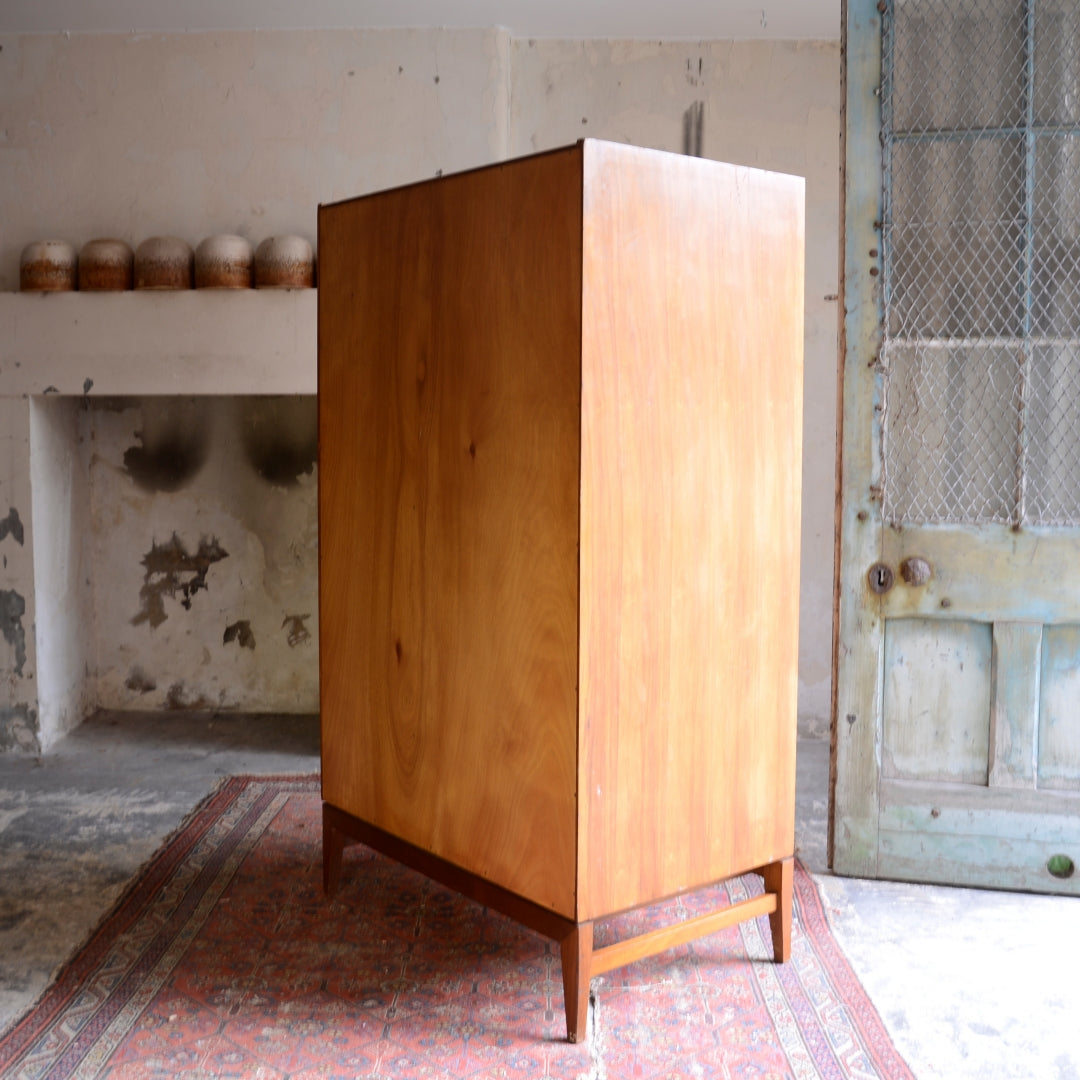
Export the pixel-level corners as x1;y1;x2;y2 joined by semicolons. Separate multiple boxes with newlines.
761;856;793;962
322;802;347;897
559;921;593;1043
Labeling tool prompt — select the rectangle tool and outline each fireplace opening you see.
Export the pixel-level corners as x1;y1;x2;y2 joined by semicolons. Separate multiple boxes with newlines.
28;394;319;749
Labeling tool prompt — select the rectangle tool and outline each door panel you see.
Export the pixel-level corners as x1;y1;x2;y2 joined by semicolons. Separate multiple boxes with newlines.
883;619;992;784
1039;626;1080;791
834;0;1080;895
989;621;1041;789
879;779;1080;891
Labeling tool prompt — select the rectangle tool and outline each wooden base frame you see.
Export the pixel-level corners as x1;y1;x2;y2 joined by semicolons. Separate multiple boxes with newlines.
323;802;793;1043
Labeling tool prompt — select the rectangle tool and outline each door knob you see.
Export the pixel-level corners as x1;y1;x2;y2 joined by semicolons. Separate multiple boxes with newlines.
900;556;932;586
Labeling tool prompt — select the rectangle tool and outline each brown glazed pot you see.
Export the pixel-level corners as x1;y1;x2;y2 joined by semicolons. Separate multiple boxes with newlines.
78;238;134;291
20;240;77;292
254;235;316;289
195;234;253;289
134;236;195;290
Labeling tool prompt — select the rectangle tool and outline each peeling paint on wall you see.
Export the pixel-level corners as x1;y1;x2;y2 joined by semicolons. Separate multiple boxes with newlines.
282;614;311;647
0;590;27;677
224;620;256;649
0;508;24;546
0;704;39;753
131;534;228;629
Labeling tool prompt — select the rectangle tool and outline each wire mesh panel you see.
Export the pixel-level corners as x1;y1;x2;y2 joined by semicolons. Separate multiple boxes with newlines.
881;0;1080;525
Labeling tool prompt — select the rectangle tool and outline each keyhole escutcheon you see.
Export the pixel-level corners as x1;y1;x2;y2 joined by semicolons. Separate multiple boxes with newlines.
868;562;894;595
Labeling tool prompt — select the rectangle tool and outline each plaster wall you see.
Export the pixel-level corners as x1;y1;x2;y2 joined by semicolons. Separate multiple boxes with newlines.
0;28;512;288
0;27;840;741
29;397;94;746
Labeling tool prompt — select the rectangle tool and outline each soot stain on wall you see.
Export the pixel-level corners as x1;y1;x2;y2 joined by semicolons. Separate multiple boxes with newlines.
282;614;311;647
0;508;24;546
122;399;210;493
132;534;229;629
124;438;207;492
224;620;256;649
0;589;27;676
124;667;157;693
240;397;317;486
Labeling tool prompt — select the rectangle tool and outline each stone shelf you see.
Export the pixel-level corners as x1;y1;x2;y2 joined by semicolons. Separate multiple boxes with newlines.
0;290;317;397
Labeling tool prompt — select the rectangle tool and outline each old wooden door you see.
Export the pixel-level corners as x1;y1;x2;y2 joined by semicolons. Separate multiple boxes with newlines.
834;0;1080;894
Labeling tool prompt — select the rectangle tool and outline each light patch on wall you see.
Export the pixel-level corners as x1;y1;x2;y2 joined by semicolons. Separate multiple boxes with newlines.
131;534;229;629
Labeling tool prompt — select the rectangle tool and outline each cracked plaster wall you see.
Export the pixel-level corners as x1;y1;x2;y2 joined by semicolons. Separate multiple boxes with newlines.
0;28;839;737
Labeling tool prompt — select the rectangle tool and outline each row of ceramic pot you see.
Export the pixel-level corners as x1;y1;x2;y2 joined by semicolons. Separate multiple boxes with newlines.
19;234;315;292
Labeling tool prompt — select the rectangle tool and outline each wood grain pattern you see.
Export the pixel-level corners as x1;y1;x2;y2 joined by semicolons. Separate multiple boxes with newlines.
318;147;583;916
577;142;804;919
590;891;778;977
321;140;803;928
559;921;593;1043
761;856;793;962
321;803;578;942
320;141;805;1039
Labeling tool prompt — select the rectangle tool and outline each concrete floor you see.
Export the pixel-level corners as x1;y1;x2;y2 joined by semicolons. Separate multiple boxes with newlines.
0;712;1077;1078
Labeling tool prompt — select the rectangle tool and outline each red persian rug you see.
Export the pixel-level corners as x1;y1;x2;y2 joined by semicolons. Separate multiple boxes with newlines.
0;776;914;1079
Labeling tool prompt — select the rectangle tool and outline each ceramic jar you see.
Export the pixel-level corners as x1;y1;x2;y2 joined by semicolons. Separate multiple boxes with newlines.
20;240;77;292
78;238;134;291
195;234;253;289
254;235;315;289
134;236;194;290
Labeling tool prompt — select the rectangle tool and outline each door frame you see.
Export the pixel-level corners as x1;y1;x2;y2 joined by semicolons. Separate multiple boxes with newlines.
831;0;886;877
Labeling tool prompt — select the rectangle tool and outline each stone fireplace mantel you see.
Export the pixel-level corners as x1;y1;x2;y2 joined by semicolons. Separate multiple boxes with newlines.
0;291;316;397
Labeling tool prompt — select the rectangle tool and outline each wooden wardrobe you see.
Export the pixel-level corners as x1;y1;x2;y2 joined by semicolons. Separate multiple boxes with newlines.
317;139;805;1042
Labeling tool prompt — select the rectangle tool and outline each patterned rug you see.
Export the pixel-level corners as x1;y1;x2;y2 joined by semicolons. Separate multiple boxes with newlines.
0;776;914;1079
